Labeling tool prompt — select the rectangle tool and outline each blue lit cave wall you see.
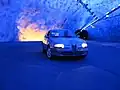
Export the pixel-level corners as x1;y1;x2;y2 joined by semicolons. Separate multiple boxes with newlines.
85;0;120;42
0;0;22;41
0;0;120;42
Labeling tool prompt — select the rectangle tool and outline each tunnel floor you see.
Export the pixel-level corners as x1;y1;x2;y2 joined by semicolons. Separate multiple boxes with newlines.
0;41;120;90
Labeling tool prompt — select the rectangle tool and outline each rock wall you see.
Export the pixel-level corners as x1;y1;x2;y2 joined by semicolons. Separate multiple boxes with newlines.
0;0;119;42
85;0;120;42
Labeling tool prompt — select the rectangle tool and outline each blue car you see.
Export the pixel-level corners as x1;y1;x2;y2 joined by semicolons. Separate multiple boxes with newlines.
42;29;88;59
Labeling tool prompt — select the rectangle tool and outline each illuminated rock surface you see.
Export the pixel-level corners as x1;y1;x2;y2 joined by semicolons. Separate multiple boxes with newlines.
0;0;120;41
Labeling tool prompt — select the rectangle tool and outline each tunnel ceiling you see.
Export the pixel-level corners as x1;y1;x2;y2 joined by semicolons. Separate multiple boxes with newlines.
0;0;120;42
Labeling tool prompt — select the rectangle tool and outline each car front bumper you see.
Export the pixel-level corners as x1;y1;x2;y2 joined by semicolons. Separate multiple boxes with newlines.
51;48;88;56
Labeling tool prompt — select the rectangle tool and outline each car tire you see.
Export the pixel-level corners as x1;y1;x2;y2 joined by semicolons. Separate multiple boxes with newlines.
46;47;54;59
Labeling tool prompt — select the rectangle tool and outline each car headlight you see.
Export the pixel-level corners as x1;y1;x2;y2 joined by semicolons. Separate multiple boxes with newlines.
82;43;87;48
54;44;64;48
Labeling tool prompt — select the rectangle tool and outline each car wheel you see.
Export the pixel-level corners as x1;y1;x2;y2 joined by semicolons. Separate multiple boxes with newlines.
46;48;53;59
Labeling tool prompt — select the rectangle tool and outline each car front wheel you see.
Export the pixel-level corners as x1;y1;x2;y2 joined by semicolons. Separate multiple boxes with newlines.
46;48;53;59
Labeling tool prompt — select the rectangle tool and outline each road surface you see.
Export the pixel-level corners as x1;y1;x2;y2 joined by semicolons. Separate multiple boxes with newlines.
0;41;120;90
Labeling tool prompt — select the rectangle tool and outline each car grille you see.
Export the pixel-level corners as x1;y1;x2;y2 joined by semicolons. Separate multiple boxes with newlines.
72;44;76;52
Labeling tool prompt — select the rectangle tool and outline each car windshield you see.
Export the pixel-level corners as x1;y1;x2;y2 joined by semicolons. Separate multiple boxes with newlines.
50;30;76;38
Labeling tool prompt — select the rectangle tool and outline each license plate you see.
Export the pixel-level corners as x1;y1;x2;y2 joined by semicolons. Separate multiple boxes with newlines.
78;48;88;51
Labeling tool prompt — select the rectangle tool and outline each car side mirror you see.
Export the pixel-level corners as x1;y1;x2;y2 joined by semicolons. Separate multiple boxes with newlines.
45;35;49;38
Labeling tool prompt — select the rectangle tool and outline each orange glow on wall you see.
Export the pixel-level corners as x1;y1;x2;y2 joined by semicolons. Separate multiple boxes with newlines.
17;9;63;41
18;22;62;41
18;23;48;41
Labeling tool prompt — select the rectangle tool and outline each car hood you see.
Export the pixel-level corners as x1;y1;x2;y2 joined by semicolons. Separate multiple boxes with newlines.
51;37;86;45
